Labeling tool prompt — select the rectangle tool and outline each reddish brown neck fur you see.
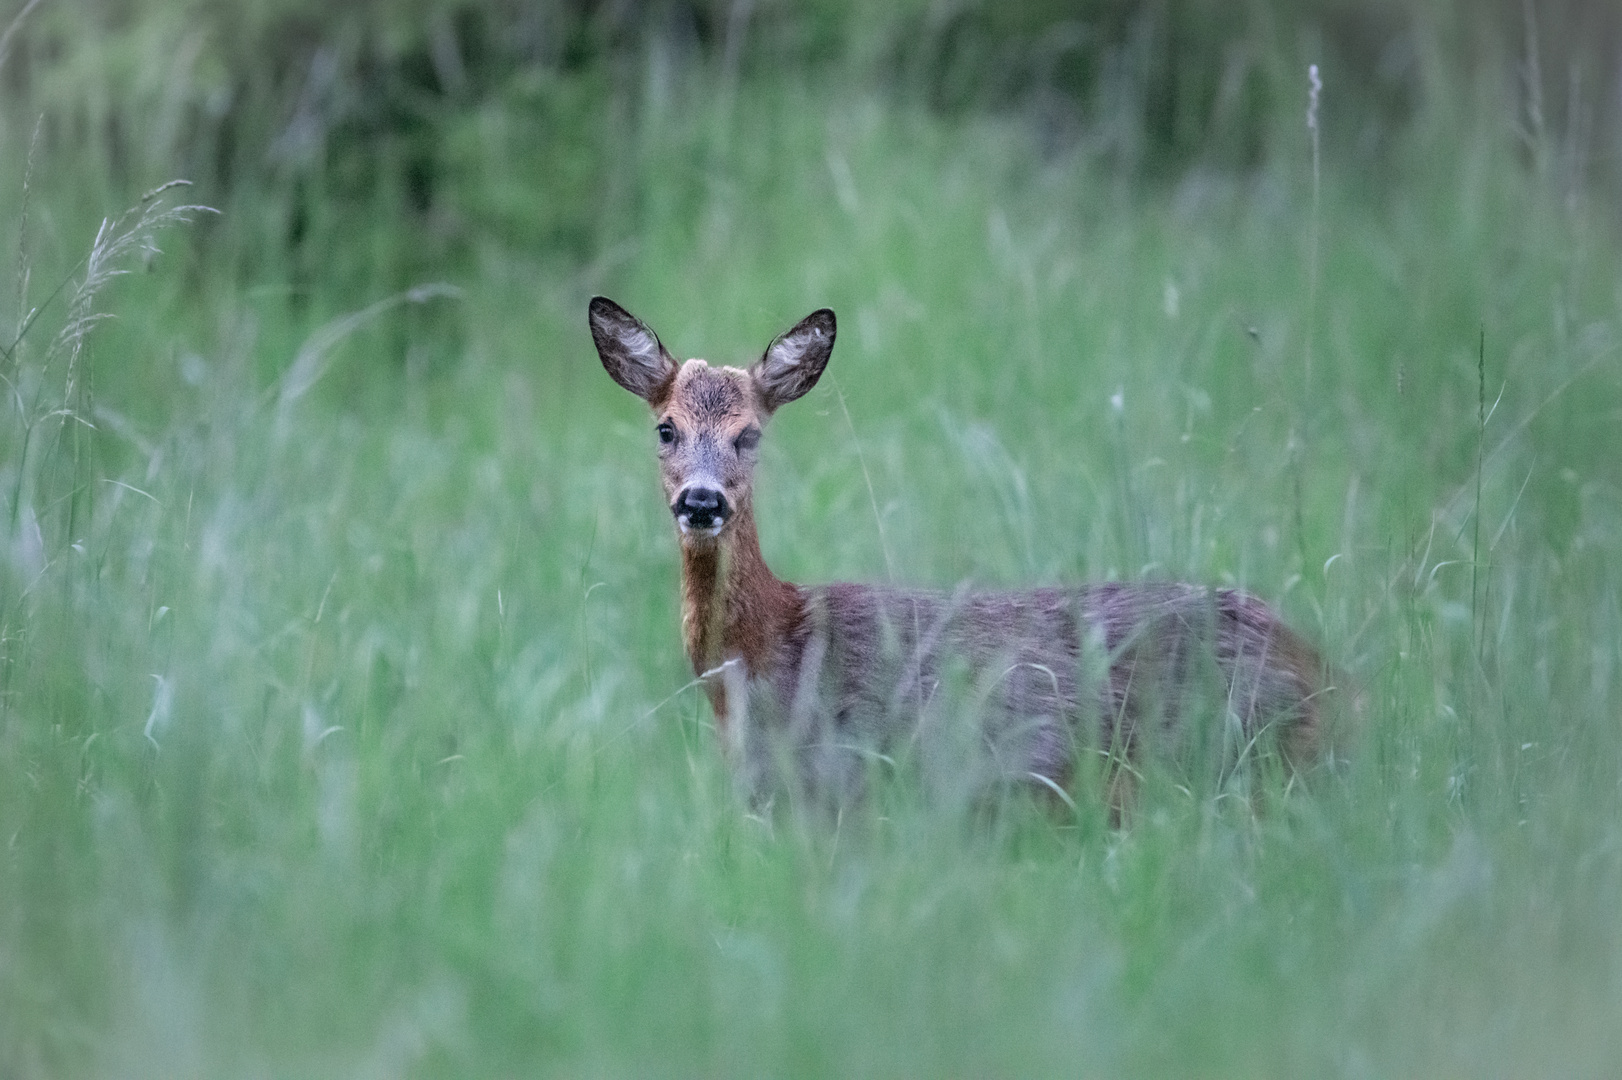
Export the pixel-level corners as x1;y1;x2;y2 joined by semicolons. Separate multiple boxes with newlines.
679;504;800;725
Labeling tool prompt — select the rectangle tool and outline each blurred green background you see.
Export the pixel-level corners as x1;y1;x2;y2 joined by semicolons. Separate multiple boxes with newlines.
2;1;1621;1076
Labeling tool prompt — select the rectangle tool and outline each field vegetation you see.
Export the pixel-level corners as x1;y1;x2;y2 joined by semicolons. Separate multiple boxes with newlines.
2;1;1620;1075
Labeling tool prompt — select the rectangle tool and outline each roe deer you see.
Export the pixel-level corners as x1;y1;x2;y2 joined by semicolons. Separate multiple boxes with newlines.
589;296;1329;812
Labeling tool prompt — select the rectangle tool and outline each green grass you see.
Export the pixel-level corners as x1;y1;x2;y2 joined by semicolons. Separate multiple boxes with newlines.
3;30;1622;1080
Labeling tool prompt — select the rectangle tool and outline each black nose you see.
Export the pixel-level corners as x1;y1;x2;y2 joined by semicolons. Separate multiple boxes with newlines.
674;486;729;529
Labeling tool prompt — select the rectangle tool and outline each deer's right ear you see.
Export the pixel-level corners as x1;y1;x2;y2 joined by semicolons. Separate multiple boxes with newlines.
589;296;678;403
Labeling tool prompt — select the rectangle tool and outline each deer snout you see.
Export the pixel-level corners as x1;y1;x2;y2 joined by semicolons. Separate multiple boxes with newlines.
673;485;730;534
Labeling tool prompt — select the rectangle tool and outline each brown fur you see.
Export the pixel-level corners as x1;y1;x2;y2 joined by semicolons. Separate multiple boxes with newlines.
589;297;1329;810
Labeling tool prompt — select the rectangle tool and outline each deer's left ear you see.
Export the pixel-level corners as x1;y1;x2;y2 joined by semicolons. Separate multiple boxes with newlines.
752;308;835;412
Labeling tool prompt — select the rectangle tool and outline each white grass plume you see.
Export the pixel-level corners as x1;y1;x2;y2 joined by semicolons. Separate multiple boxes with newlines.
45;182;218;411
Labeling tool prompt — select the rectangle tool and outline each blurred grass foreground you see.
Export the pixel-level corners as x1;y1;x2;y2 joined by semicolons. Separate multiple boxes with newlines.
3;1;1622;1076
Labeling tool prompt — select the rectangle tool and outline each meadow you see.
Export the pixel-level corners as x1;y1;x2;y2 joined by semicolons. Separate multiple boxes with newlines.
2;2;1620;1076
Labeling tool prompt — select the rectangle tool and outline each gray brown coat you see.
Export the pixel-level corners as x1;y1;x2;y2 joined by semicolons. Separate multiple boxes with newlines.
589;297;1326;809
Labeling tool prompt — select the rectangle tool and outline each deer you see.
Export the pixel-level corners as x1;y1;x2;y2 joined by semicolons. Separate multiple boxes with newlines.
589;296;1331;815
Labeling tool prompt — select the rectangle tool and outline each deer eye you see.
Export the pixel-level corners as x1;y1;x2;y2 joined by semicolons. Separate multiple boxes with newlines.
656;420;677;445
734;427;760;453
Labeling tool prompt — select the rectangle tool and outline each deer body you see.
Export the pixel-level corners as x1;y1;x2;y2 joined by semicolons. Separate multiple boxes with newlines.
590;297;1325;806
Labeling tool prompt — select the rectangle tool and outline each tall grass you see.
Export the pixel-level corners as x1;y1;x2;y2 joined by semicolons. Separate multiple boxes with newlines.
1;6;1620;1079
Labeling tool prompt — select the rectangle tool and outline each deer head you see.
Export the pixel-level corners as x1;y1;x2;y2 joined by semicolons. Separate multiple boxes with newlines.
590;296;836;547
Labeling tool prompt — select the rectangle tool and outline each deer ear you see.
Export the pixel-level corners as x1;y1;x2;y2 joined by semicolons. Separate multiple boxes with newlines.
752;308;835;412
589;297;678;403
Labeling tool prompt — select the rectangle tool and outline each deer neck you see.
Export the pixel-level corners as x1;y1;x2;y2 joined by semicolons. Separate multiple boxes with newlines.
679;504;799;680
